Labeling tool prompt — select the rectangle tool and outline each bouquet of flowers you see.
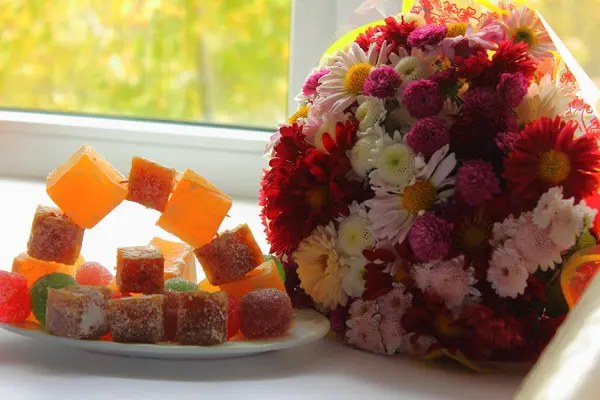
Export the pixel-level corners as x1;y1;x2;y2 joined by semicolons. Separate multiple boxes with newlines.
260;0;600;365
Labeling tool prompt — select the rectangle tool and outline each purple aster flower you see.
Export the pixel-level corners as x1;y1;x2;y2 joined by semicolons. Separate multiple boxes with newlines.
363;66;402;98
402;79;444;119
408;24;448;53
302;68;329;96
495;131;521;154
456;159;501;206
407;212;453;262
497;72;529;107
406;117;450;157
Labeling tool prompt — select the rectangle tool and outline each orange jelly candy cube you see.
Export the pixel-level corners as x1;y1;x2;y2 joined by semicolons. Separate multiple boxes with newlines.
219;259;286;302
116;245;165;294
126;156;177;212
12;252;85;288
157;169;232;248
194;224;264;285
198;279;220;293
149;237;197;282
46;145;128;228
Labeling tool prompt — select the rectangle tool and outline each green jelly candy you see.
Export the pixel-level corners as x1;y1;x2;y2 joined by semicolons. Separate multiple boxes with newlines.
264;255;286;283
164;277;199;293
30;273;78;325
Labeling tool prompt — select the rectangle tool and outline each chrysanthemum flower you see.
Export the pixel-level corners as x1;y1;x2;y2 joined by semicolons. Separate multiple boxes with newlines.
383;100;417;134
514;74;577;126
349;131;380;178
363;66;402;98
514;217;563;271
293;223;348;310
390;48;438;83
336;202;376;257
318;42;389;113
408;24;448;53
302;101;348;151
302;68;330;96
407;212;453;262
494;131;520;154
460;304;525;350
497;5;555;59
488;239;529;298
366;145;457;245
443;23;504;61
504;116;600;202
356;96;387;133
369;131;422;189
496;72;528;108
406;117;450;158
455;160;501;206
402;79;445;119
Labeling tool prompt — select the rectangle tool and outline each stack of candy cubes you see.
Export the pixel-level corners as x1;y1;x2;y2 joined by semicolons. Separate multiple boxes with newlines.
0;145;292;345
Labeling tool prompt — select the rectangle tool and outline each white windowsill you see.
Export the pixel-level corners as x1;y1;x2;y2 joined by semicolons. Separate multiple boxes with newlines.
0;110;270;199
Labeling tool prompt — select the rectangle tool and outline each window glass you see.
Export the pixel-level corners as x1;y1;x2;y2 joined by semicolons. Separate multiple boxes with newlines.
0;1;291;128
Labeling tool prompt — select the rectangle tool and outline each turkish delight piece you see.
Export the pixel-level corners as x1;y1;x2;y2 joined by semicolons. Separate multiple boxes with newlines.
45;285;112;339
219;259;286;302
27;205;85;265
176;291;228;345
194;224;264;285
46;145;128;229
107;294;165;343
149;237;197;282
157;169;232;248
126;156;177;212
239;288;292;339
30;273;78;325
116;245;164;294
12;251;84;288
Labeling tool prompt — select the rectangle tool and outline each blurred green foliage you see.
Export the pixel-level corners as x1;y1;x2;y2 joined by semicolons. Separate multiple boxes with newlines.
0;0;290;128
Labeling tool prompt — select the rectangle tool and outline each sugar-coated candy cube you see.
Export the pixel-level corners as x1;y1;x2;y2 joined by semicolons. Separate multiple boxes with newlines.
126;157;177;212
240;288;292;339
149;237;197;282
46;145;128;228
176;291;228;345
195;224;264;285
45;286;112;339
116;245;164;294
107;294;165;343
27;205;85;265
76;262;114;286
162;290;183;342
12;252;84;288
164;277;198;293
0;271;32;323
219;259;286;302
157;169;232;248
30;273;78;324
227;296;240;339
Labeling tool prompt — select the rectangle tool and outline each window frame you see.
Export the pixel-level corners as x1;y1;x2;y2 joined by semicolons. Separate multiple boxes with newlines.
0;0;360;199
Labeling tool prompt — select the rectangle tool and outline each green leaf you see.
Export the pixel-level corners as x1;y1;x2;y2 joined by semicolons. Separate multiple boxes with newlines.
264;254;286;284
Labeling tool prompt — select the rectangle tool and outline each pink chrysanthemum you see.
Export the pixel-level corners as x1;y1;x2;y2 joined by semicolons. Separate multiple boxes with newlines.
495;131;520;154
302;68;329;96
346;310;385;354
363;66;402;98
408;25;448;53
456;160;501;206
402;79;444;119
462;87;506;123
497;72;528;107
408;212;453;262
406;117;450;157
515;218;563;271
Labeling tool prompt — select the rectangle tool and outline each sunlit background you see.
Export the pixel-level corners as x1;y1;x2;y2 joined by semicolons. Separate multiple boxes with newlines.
0;0;597;129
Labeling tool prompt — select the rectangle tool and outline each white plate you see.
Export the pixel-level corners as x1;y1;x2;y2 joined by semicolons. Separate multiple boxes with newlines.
0;308;330;359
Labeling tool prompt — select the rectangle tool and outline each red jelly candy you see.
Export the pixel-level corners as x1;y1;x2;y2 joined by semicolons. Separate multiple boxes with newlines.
0;271;32;323
239;288;292;339
227;296;240;339
76;262;114;286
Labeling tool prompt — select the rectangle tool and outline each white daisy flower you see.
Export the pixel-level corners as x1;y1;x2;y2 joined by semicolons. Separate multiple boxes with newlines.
496;5;555;59
390;48;437;84
515;74;577;126
318;41;390;114
356;95;387;132
368;131;424;189
366;144;457;245
293;223;348;310
488;239;530;298
412;256;479;308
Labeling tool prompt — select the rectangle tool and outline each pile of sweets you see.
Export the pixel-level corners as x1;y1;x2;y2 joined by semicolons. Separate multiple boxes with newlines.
0;145;292;345
260;0;600;364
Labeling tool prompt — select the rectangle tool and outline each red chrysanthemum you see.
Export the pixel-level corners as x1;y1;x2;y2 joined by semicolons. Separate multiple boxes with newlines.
504;116;600;202
355;25;383;52
459;304;526;351
260;120;369;257
355;16;417;53
457;39;536;87
270;123;311;164
361;248;395;300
